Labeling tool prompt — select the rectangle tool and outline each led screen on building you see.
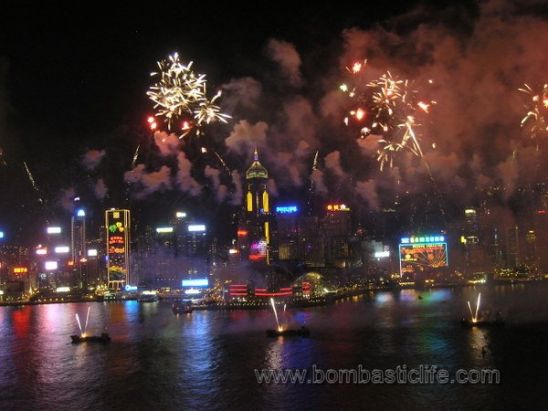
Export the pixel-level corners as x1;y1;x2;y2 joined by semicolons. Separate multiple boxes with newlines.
249;240;267;261
399;237;448;277
106;209;130;288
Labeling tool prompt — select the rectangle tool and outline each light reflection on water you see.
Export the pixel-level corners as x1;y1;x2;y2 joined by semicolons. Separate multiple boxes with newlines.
1;285;548;409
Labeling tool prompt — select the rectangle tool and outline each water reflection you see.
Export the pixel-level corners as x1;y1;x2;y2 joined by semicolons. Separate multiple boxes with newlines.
1;285;548;409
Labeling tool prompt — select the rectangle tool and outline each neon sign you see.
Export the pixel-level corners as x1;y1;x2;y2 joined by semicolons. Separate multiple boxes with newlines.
276;205;298;214
401;235;445;244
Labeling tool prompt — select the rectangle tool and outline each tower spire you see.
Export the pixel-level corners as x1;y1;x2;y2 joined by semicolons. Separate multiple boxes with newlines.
254;147;259;162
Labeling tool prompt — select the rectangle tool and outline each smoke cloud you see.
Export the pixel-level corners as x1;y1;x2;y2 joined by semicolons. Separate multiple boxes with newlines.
94;178;108;200
82;149;106;171
153;131;180;156
225;120;269;156
176;152;202;196
266;39;302;86
124;164;172;198
204;165;228;202
222;77;262;111
59;187;76;212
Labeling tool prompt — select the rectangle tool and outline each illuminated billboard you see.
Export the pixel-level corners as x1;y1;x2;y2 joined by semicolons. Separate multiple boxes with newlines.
105;209;131;289
182;278;209;287
399;236;448;277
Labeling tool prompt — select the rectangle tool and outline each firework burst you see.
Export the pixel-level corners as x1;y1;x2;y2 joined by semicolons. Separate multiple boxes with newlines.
147;52;230;138
519;83;548;141
340;62;435;170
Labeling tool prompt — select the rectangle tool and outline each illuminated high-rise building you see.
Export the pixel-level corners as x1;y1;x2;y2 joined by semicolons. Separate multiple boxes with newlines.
323;204;351;268
300;216;325;267
275;205;300;261
240;149;273;263
506;225;520;268
105;209;131;290
461;208;484;274
71;209;87;287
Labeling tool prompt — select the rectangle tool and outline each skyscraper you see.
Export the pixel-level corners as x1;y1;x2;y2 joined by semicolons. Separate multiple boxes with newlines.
105;209;131;290
323;204;351;268
71;209;86;287
239;149;273;263
275;205;300;261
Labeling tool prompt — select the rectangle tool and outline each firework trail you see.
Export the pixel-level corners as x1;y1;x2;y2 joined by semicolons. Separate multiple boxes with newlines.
147;52;230;139
23;161;44;204
213;150;231;176
312;150;319;171
519;83;548;144
340;61;435;171
131;144;140;169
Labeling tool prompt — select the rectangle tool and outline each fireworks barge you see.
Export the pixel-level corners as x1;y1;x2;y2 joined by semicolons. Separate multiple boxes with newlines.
266;326;310;338
71;333;111;344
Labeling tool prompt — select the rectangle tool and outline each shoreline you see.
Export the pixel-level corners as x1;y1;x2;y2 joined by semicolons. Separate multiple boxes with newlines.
1;279;544;309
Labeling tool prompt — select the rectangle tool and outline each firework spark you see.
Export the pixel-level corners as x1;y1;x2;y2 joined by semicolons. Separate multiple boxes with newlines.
519;83;548;141
147;52;230;138
340;63;435;170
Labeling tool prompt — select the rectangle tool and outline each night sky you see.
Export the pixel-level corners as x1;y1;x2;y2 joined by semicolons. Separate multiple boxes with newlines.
2;1;546;245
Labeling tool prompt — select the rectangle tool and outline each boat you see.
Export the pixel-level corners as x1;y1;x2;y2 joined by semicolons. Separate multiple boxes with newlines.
172;302;193;314
71;333;111;344
460;318;505;328
138;291;159;302
266;326;310;337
